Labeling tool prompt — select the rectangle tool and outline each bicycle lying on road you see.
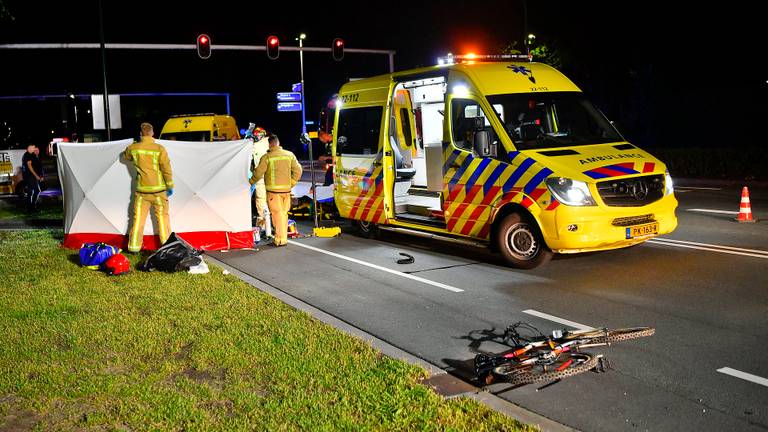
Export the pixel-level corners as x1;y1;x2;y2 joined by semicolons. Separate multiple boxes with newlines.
474;322;655;386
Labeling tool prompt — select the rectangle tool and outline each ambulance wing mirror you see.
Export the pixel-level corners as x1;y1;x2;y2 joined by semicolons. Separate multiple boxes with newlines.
472;130;495;158
336;136;348;154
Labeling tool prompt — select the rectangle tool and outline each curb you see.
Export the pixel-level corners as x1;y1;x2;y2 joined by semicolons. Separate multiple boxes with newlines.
207;255;576;432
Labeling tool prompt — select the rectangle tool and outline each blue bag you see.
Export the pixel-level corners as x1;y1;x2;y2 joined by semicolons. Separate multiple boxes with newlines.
79;243;120;269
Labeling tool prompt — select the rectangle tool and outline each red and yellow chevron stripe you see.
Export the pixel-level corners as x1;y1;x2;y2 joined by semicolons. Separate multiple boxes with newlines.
345;164;387;225
441;150;558;240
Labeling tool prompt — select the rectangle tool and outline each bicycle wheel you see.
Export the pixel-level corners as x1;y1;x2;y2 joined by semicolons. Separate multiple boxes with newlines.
493;353;600;386
563;327;655;343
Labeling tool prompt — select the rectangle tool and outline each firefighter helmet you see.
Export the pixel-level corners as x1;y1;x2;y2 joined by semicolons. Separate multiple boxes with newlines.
103;253;131;275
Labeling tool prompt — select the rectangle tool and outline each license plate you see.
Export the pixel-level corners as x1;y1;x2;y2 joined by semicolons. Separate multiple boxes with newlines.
626;222;659;239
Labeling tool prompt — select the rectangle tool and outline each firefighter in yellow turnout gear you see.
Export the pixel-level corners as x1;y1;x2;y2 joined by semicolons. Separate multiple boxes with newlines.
124;123;174;252
250;135;302;246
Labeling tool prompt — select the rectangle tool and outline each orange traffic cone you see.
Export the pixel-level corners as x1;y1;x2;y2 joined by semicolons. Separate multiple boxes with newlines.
735;186;757;223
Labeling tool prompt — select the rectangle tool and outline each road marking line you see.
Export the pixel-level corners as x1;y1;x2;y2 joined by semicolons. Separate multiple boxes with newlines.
287;240;464;293
522;309;594;331
647;240;768;259
675;186;722;191
652;238;768;256
717;367;768;388
687;208;739;215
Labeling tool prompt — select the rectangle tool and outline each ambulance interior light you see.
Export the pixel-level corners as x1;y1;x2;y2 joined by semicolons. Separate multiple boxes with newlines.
452;85;470;97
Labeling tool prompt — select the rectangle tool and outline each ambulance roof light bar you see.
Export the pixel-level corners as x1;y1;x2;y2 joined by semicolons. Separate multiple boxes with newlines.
437;53;532;65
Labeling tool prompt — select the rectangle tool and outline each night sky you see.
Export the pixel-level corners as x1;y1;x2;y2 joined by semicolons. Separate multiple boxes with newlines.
0;1;764;154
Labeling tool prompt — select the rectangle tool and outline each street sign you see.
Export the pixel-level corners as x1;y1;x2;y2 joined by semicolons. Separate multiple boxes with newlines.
277;102;302;112
292;82;302;92
276;92;302;102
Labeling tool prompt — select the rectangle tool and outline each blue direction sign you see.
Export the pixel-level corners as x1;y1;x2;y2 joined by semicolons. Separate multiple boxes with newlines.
277;102;303;112
277;92;302;102
292;82;302;92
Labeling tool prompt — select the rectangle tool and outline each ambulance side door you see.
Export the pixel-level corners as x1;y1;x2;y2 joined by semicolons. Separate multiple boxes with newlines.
332;103;386;222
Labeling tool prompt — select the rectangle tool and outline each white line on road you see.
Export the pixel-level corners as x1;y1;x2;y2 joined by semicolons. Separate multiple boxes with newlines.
675;186;722;191
652;238;768;255
287;240;464;293
717;367;768;388
648;238;768;259
648;240;768;259
522;309;594;331
686;208;739;215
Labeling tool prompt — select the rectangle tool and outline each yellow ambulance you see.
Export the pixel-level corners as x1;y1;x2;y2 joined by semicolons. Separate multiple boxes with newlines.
159;113;240;141
332;55;677;268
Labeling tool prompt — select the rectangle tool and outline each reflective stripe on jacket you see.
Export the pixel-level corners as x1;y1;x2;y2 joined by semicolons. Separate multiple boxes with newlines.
250;145;302;193
124;136;174;193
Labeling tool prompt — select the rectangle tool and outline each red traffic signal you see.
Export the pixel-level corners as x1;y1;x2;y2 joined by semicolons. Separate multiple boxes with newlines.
332;38;344;61
267;35;280;60
196;34;211;59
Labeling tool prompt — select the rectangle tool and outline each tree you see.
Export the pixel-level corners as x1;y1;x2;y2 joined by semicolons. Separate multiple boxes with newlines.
530;43;562;69
0;0;14;21
501;38;562;69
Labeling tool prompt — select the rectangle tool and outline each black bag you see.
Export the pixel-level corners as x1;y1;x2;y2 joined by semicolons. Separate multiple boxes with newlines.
139;233;203;272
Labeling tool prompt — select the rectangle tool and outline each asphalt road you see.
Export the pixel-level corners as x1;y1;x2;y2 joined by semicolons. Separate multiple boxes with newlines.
212;182;768;431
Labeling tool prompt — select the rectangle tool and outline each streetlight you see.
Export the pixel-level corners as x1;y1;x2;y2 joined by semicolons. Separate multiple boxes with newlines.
296;33;318;229
526;33;536;57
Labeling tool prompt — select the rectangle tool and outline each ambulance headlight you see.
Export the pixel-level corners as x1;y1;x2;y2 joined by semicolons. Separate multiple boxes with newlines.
664;170;674;196
545;177;596;206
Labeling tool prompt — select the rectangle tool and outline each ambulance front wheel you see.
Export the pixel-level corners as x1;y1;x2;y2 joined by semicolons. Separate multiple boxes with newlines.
355;220;379;239
496;212;552;269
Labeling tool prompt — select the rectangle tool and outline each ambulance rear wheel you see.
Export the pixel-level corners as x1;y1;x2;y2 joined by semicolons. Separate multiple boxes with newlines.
355;220;379;239
496;212;552;269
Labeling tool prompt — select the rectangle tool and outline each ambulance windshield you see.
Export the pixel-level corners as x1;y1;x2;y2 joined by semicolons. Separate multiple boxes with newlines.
158;131;211;142
486;91;622;150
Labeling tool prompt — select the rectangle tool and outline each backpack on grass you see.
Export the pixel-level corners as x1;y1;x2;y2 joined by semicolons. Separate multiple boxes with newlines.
79;243;120;269
139;233;203;273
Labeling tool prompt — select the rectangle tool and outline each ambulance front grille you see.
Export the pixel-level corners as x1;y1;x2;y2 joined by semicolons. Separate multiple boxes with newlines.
597;174;664;207
611;214;655;227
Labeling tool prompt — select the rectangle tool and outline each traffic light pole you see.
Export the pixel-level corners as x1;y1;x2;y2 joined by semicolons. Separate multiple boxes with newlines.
0;44;397;73
298;35;319;229
97;0;111;139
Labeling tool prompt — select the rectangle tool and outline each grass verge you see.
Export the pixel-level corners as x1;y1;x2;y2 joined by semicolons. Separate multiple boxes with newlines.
0;230;530;431
0;197;63;220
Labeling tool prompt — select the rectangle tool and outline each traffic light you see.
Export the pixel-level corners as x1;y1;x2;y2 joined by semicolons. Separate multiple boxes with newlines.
196;34;211;59
267;35;280;60
332;38;344;61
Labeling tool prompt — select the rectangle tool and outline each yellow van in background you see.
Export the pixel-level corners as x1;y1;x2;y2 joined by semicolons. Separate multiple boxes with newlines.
159;114;240;141
332;55;678;269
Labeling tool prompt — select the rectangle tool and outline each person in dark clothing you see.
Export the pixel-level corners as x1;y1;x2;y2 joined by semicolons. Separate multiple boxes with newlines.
21;144;44;212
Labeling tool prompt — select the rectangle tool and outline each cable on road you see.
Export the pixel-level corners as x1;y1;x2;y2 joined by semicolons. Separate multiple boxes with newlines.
396;253;415;264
